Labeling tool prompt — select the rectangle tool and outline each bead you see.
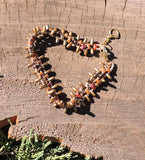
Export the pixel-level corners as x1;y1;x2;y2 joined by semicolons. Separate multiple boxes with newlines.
71;98;75;104
35;77;41;82
94;68;99;73
61;29;65;34
67;36;72;43
51;84;59;89
48;77;55;81
78;40;83;45
56;90;63;95
73;106;77;112
39;55;45;59
90;90;96;97
75;93;81;99
39;84;46;89
45;69;51;74
106;67;111;73
36;26;40;32
85;95;90;102
90;83;96;90
87;43;90;49
55;37;60;44
46;87;51;91
42;62;48;67
43;74;48;79
25;54;33;58
83;38;87;43
100;67;106;73
106;74;112;80
90;48;94;55
90;39;94;46
88;72;94;79
50;97;56;103
70;92;75;98
66;42;73;49
80;44;86;50
85;88;90;95
42;26;46;34
38;71;43;77
64;32;68;38
76;46;80;53
101;78;105;82
28;62;34;67
72;88;79;93
63;40;67;46
94;78;101;85
78;82;85;89
84;49;88;56
50;29;55;36
45;24;49;31
58;100;64;108
47;89;55;95
64;108;67;113
93;43;98;51
69;31;73;36
33;27;37;35
76;35;80;40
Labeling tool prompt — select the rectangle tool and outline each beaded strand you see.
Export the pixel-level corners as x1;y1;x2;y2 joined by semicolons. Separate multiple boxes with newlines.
25;25;119;113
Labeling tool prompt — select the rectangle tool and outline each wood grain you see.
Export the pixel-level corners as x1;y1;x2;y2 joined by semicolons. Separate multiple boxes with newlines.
0;0;145;159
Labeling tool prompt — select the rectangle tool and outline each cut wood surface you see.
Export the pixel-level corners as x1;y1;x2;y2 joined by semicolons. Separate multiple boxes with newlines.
0;0;145;159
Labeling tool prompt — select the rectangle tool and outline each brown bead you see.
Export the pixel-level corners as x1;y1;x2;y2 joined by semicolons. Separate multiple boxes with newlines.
90;90;96;97
85;95;90;102
72;88;79;93
66;42;73;48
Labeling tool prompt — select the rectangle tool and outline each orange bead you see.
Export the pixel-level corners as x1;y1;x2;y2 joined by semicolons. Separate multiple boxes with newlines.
78;40;83;45
71;99;75;104
38;71;43;76
100;68;106;73
95;79;100;84
85;88;90;94
46;87;51;91
43;74;48;79
67;36;72;43
64;32;68;38
87;43;90;49
106;67;111;73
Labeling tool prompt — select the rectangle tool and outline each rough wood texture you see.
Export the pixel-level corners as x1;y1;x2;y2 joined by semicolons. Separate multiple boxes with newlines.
0;0;145;159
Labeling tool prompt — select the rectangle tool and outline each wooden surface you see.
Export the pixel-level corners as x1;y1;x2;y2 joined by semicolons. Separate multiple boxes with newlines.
0;0;145;159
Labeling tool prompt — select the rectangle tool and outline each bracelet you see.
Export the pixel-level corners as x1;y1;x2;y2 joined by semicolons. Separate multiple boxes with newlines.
25;25;119;113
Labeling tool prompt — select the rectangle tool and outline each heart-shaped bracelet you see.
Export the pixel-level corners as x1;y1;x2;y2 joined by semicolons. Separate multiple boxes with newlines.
25;25;119;113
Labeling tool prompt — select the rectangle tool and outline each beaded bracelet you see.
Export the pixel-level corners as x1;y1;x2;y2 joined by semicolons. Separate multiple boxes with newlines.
25;25;119;113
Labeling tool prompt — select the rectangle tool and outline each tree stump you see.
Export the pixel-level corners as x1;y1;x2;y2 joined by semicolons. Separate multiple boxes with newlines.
0;0;145;159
